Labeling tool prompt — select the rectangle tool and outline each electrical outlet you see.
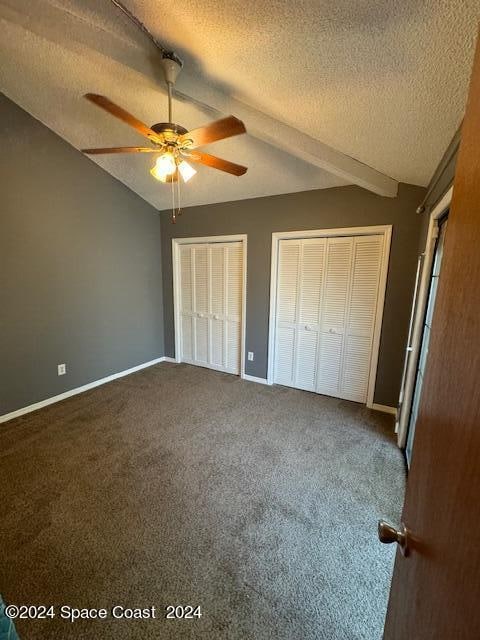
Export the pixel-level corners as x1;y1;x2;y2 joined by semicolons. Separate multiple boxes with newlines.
58;363;66;376
247;352;254;361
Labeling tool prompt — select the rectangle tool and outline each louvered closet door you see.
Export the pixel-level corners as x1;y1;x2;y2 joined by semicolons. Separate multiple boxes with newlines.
209;245;225;369
224;243;243;373
316;237;354;398
274;233;384;404
193;245;209;365
179;246;194;361
316;234;383;402
274;239;326;391
178;241;243;375
341;235;383;402
274;241;300;386
208;242;243;374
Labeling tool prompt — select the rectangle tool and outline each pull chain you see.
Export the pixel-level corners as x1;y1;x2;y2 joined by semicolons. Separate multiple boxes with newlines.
177;171;181;217
170;168;182;223
171;173;176;223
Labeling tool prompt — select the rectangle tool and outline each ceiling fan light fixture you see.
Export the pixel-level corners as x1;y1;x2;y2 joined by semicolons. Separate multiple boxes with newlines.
150;151;176;181
178;160;197;183
82;46;247;224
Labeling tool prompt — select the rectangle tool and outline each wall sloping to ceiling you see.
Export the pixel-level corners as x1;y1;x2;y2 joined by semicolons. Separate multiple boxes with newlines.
0;95;164;415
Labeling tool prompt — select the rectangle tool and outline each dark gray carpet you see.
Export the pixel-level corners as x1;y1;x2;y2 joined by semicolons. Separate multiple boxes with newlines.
1;363;405;639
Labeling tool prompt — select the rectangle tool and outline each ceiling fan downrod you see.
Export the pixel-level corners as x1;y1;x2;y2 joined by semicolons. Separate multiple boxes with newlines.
161;54;182;124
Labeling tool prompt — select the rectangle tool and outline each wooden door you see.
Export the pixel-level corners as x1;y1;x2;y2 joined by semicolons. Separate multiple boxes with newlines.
383;33;480;640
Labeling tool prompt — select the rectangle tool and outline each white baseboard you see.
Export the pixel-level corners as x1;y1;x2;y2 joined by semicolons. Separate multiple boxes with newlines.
1;356;395;424
242;374;271;385
240;379;396;414
370;403;398;416
0;357;169;424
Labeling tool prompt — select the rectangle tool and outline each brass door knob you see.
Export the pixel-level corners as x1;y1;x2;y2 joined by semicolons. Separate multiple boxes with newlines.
378;520;410;556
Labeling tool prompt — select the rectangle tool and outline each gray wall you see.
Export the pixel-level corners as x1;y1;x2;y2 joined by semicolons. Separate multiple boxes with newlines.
161;183;425;406
0;95;163;415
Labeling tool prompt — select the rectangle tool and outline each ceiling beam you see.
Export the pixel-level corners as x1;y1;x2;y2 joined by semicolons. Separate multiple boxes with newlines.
174;72;398;198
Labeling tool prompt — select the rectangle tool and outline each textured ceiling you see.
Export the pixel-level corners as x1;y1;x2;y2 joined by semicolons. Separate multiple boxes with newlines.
1;0;478;210
134;0;478;185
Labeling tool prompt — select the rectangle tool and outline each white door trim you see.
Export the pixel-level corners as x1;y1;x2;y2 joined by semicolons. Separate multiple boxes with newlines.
396;186;453;447
267;225;392;408
172;234;247;377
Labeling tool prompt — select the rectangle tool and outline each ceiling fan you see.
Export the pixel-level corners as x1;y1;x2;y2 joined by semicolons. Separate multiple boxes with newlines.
82;55;248;219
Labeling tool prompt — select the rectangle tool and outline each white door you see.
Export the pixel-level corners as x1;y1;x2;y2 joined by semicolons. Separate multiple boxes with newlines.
274;238;326;391
178;241;243;374
274;234;384;403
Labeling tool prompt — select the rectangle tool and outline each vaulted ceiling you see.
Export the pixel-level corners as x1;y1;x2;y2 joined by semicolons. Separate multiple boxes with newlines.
0;0;478;209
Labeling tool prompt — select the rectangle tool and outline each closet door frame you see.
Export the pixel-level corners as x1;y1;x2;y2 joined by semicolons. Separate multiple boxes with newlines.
267;225;392;408
172;234;247;377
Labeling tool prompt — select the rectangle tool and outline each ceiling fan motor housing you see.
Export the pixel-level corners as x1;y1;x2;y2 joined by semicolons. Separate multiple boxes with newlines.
150;122;189;147
151;123;187;136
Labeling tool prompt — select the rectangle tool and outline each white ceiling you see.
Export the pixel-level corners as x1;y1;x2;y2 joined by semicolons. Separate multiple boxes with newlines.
1;0;478;210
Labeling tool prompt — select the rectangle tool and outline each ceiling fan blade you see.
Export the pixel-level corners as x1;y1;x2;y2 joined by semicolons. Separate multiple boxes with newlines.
84;94;162;143
185;151;247;176
82;146;158;154
179;116;246;149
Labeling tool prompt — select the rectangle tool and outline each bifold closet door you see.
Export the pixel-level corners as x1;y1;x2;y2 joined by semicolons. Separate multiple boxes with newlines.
178;242;243;374
274;239;327;391
274;234;384;403
224;243;243;373
193;245;209;365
